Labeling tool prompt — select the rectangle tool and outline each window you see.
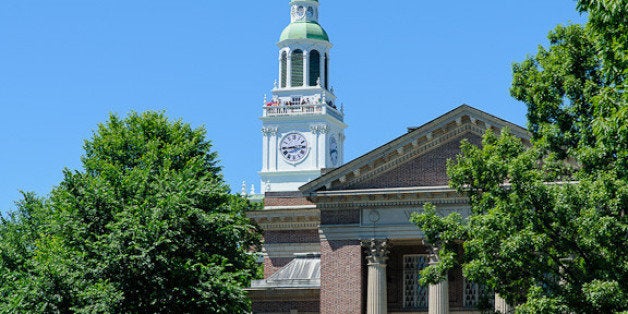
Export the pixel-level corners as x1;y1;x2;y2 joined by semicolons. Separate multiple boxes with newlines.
463;278;494;309
403;255;429;309
309;50;320;86
291;49;304;87
280;51;288;88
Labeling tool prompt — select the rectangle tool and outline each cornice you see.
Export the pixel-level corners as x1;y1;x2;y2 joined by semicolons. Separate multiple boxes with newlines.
310;186;468;210
248;208;320;231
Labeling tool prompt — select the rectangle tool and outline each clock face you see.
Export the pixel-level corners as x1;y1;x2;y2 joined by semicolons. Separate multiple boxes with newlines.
329;135;339;166
280;132;308;162
296;6;305;18
292;5;305;20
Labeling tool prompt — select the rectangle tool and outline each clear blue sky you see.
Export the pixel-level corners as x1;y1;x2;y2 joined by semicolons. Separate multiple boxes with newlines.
0;1;586;213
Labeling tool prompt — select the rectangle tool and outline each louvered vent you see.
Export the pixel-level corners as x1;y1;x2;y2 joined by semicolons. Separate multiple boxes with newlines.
309;50;320;86
291;49;304;87
281;51;288;88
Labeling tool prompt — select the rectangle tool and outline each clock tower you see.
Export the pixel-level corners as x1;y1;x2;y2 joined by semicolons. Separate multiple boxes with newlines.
260;0;346;192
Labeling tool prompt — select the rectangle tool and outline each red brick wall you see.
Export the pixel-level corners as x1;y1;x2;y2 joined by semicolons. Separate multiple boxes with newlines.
264;229;320;244
349;133;482;189
320;240;364;314
262;229;320;277
264;191;314;207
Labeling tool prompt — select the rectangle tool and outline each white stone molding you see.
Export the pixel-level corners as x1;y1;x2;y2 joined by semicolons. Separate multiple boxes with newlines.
261;126;278;136
248;207;320;231
309;123;328;134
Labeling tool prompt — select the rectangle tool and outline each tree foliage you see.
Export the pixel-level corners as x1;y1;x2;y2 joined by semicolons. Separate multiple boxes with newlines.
0;111;261;313
412;2;627;313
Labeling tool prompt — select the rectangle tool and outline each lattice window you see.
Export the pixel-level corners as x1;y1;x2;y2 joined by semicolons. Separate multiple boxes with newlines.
309;50;320;86
463;278;494;309
291;49;304;87
280;51;288;88
403;254;429;309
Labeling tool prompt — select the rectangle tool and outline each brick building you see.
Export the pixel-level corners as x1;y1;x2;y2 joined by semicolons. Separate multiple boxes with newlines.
246;1;527;313
248;105;528;314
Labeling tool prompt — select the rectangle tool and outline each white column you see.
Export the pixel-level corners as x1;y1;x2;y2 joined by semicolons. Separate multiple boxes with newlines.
495;293;514;314
364;239;389;314
325;53;330;90
319;127;327;168
428;251;448;314
262;129;269;171
311;127;320;169
270;130;278;171
278;51;283;88
319;52;326;89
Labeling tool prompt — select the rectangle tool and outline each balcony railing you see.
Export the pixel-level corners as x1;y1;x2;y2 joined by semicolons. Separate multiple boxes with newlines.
263;102;344;121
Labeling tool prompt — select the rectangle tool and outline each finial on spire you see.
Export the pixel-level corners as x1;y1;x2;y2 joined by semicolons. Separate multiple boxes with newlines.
241;181;247;197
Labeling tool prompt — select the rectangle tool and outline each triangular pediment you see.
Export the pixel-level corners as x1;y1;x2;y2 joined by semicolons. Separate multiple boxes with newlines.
300;105;529;194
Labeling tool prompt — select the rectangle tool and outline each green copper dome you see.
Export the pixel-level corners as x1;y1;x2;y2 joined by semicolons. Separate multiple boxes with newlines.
279;22;329;42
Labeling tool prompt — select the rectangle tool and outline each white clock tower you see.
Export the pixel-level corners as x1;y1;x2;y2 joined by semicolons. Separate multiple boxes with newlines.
260;0;346;192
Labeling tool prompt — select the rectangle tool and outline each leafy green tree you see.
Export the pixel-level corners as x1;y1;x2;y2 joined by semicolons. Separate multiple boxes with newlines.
0;111;260;313
412;2;627;313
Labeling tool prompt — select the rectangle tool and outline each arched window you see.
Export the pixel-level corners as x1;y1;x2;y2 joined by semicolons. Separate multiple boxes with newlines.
291;49;304;87
309;50;320;86
280;51;288;88
324;53;329;90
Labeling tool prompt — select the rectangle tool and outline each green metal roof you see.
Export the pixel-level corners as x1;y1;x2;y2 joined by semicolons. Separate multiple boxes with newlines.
279;22;329;42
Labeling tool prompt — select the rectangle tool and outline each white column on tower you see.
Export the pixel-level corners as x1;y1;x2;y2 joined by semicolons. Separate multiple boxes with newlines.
262;129;270;171
325;53;330;90
318;51;327;86
270;129;278;171
277;51;283;88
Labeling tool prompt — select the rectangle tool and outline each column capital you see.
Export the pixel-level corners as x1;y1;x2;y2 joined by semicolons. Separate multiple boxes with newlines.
422;239;442;265
362;239;389;265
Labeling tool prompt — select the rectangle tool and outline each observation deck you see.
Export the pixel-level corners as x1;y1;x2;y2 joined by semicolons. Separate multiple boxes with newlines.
263;100;344;122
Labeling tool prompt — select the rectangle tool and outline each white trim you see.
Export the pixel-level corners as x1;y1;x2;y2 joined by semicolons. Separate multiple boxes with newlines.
263;205;317;210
